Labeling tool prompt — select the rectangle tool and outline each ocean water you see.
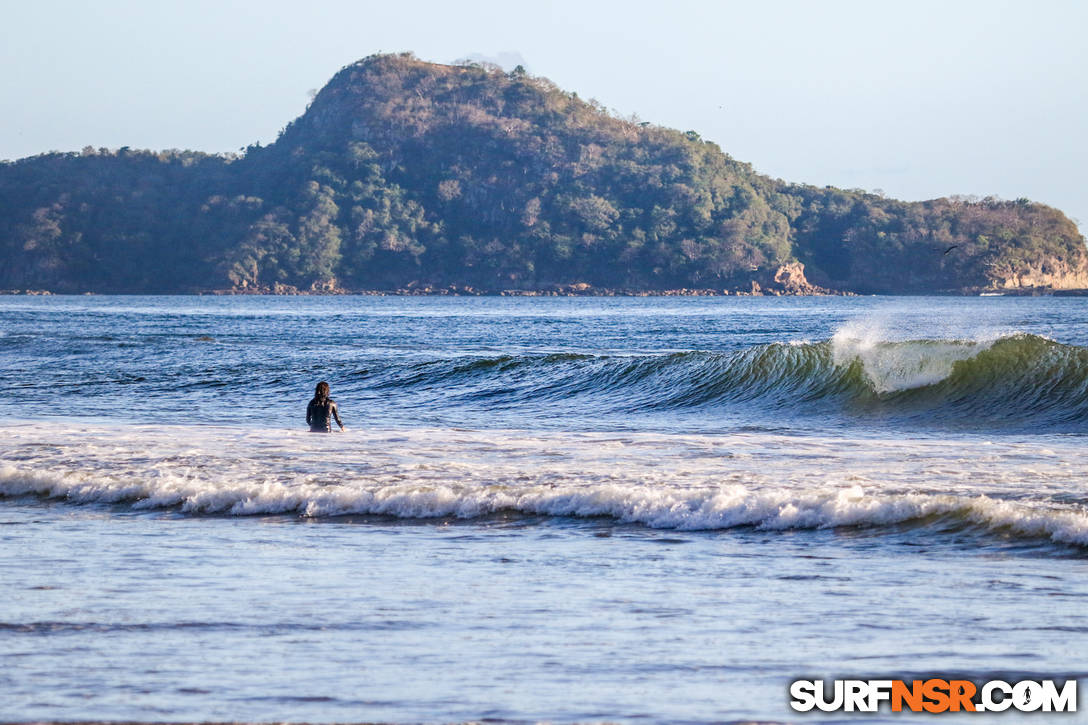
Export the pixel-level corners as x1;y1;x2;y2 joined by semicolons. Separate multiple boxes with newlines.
2;295;1087;723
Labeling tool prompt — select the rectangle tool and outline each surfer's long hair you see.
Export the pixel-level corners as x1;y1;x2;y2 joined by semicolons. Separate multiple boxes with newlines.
313;381;330;403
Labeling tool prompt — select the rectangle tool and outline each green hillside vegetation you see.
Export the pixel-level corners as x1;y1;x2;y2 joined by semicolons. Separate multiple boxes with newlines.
1;52;1084;294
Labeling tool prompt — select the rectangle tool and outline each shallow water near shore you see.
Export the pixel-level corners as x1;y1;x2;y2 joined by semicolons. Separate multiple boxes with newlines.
2;295;1088;723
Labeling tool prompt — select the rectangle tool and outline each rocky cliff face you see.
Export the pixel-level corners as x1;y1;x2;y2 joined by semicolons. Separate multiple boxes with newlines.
989;259;1088;290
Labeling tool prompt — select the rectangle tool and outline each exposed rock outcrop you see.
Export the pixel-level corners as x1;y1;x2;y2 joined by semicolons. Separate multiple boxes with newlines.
771;262;826;294
989;260;1088;290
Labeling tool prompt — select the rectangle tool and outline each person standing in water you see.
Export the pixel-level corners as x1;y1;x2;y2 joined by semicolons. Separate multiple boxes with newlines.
307;381;345;432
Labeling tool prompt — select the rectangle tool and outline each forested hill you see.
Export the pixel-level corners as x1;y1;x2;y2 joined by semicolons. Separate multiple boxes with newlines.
2;52;1085;295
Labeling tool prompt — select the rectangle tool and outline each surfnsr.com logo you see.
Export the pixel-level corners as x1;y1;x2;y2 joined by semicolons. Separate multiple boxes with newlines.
790;679;1077;713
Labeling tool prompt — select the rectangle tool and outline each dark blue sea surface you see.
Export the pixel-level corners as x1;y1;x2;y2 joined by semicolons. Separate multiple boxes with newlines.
3;294;1088;433
1;295;1087;723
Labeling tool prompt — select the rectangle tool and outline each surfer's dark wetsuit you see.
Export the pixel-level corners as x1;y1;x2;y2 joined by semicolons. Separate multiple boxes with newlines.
307;396;344;432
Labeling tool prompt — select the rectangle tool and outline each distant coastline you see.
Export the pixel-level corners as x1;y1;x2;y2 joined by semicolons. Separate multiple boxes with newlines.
2;53;1085;297
8;286;1088;297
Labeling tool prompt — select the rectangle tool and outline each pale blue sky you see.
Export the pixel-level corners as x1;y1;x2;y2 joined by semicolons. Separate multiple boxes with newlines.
2;0;1085;228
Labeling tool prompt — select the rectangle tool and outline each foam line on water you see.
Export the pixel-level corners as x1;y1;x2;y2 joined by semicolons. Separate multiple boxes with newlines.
1;424;1086;547
2;463;1087;546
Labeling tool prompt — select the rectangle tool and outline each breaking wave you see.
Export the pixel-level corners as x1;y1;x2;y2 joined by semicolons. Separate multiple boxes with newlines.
2;423;1086;549
365;333;1088;430
3;464;1087;548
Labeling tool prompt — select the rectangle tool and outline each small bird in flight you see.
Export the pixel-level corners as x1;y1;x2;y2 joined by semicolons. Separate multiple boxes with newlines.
942;244;959;255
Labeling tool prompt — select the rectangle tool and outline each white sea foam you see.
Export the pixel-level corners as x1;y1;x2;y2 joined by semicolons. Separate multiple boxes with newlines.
1;423;1085;546
830;319;1000;393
